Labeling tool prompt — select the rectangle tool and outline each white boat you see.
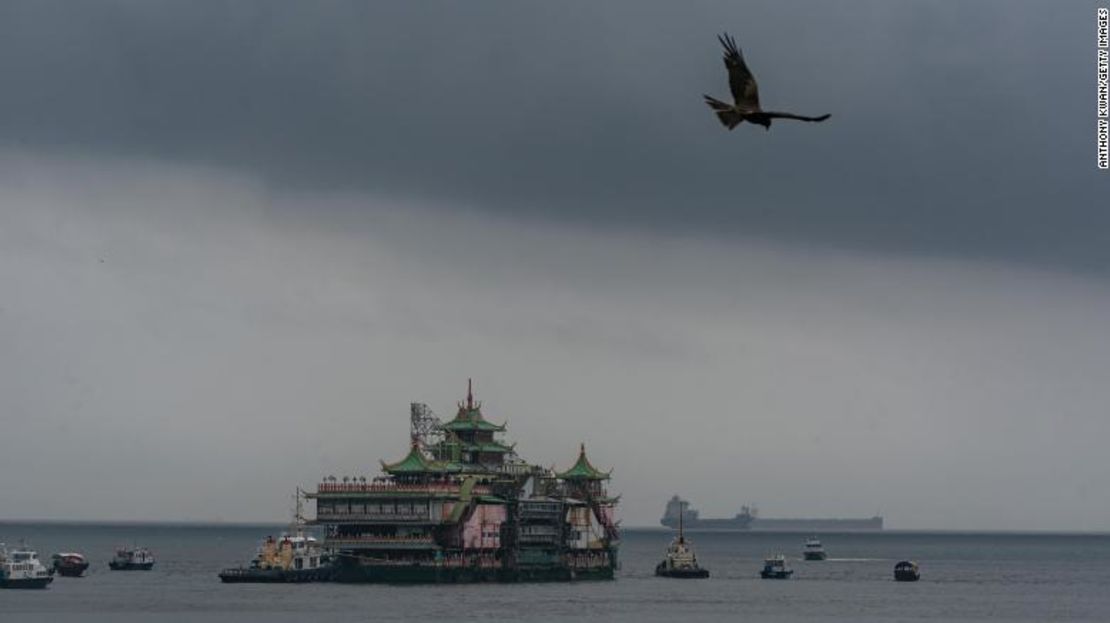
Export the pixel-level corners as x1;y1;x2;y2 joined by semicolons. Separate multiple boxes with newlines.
803;537;827;560
0;543;54;588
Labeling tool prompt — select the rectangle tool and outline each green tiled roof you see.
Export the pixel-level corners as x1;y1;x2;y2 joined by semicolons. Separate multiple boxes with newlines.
443;415;506;432
556;443;610;480
381;443;462;474
381;444;434;473
443;381;506;431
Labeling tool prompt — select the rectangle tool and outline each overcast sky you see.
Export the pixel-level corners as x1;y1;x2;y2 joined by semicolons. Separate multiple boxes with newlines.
1;0;1108;530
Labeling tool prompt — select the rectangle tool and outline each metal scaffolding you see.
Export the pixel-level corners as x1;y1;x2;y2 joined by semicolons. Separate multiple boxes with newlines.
409;402;444;449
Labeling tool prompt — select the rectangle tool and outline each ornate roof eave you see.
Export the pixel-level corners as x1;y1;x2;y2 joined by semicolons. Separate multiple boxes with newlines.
556;443;611;480
442;418;507;432
381;441;435;474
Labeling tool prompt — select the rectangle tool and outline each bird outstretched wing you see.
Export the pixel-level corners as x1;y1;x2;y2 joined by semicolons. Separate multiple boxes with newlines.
718;33;759;111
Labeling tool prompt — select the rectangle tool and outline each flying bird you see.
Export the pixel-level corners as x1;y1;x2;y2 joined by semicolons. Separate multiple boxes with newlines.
704;33;830;131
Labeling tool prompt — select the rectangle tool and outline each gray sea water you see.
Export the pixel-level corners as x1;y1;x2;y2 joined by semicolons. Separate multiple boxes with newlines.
2;523;1108;622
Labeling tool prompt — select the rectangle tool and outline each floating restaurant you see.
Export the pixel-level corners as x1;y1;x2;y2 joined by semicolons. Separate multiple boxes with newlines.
307;380;619;583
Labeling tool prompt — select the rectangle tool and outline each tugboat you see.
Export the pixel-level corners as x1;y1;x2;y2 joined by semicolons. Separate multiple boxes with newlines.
654;504;709;578
0;543;54;588
51;552;90;577
759;554;793;579
894;560;920;582
219;490;332;583
803;537;827;561
109;547;155;570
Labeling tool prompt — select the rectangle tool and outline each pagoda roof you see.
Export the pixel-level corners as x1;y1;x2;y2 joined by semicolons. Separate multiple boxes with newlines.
556;443;611;480
442;379;506;432
381;442;461;474
443;416;506;432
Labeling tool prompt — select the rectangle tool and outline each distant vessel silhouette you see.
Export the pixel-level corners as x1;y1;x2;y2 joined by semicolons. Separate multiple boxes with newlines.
661;496;883;532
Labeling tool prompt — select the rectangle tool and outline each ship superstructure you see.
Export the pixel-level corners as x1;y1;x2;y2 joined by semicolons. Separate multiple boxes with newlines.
661;495;754;530
219;492;331;583
307;380;619;583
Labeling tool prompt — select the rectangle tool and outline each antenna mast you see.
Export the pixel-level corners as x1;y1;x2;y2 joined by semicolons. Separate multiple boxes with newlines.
678;500;685;543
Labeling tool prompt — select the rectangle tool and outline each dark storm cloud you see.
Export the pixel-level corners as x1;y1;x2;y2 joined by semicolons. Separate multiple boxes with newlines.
3;157;1110;528
0;0;1106;271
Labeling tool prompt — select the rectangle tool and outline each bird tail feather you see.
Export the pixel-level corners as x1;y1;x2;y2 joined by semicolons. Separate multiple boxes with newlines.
703;95;743;130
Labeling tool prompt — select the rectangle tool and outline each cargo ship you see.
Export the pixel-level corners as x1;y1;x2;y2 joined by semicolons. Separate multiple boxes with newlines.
306;380;619;583
661;496;883;532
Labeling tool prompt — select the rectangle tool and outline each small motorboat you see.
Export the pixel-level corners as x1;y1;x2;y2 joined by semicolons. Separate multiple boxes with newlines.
803;537;827;561
894;560;920;582
1;543;54;588
109;547;155;571
760;554;793;579
51;552;90;577
654;507;709;578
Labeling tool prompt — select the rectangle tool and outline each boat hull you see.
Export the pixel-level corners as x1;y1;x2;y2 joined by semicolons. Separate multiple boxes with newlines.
803;552;827;561
333;558;614;584
760;570;794;579
655;566;709;579
0;576;53;589
53;558;90;577
219;567;333;583
109;561;154;571
55;564;90;577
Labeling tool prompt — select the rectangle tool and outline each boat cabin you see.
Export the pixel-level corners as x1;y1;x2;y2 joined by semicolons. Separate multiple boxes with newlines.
894;560;920;582
760;554;793;579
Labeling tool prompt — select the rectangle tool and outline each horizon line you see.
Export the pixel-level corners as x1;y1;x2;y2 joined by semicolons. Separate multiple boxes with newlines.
2;518;1109;536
